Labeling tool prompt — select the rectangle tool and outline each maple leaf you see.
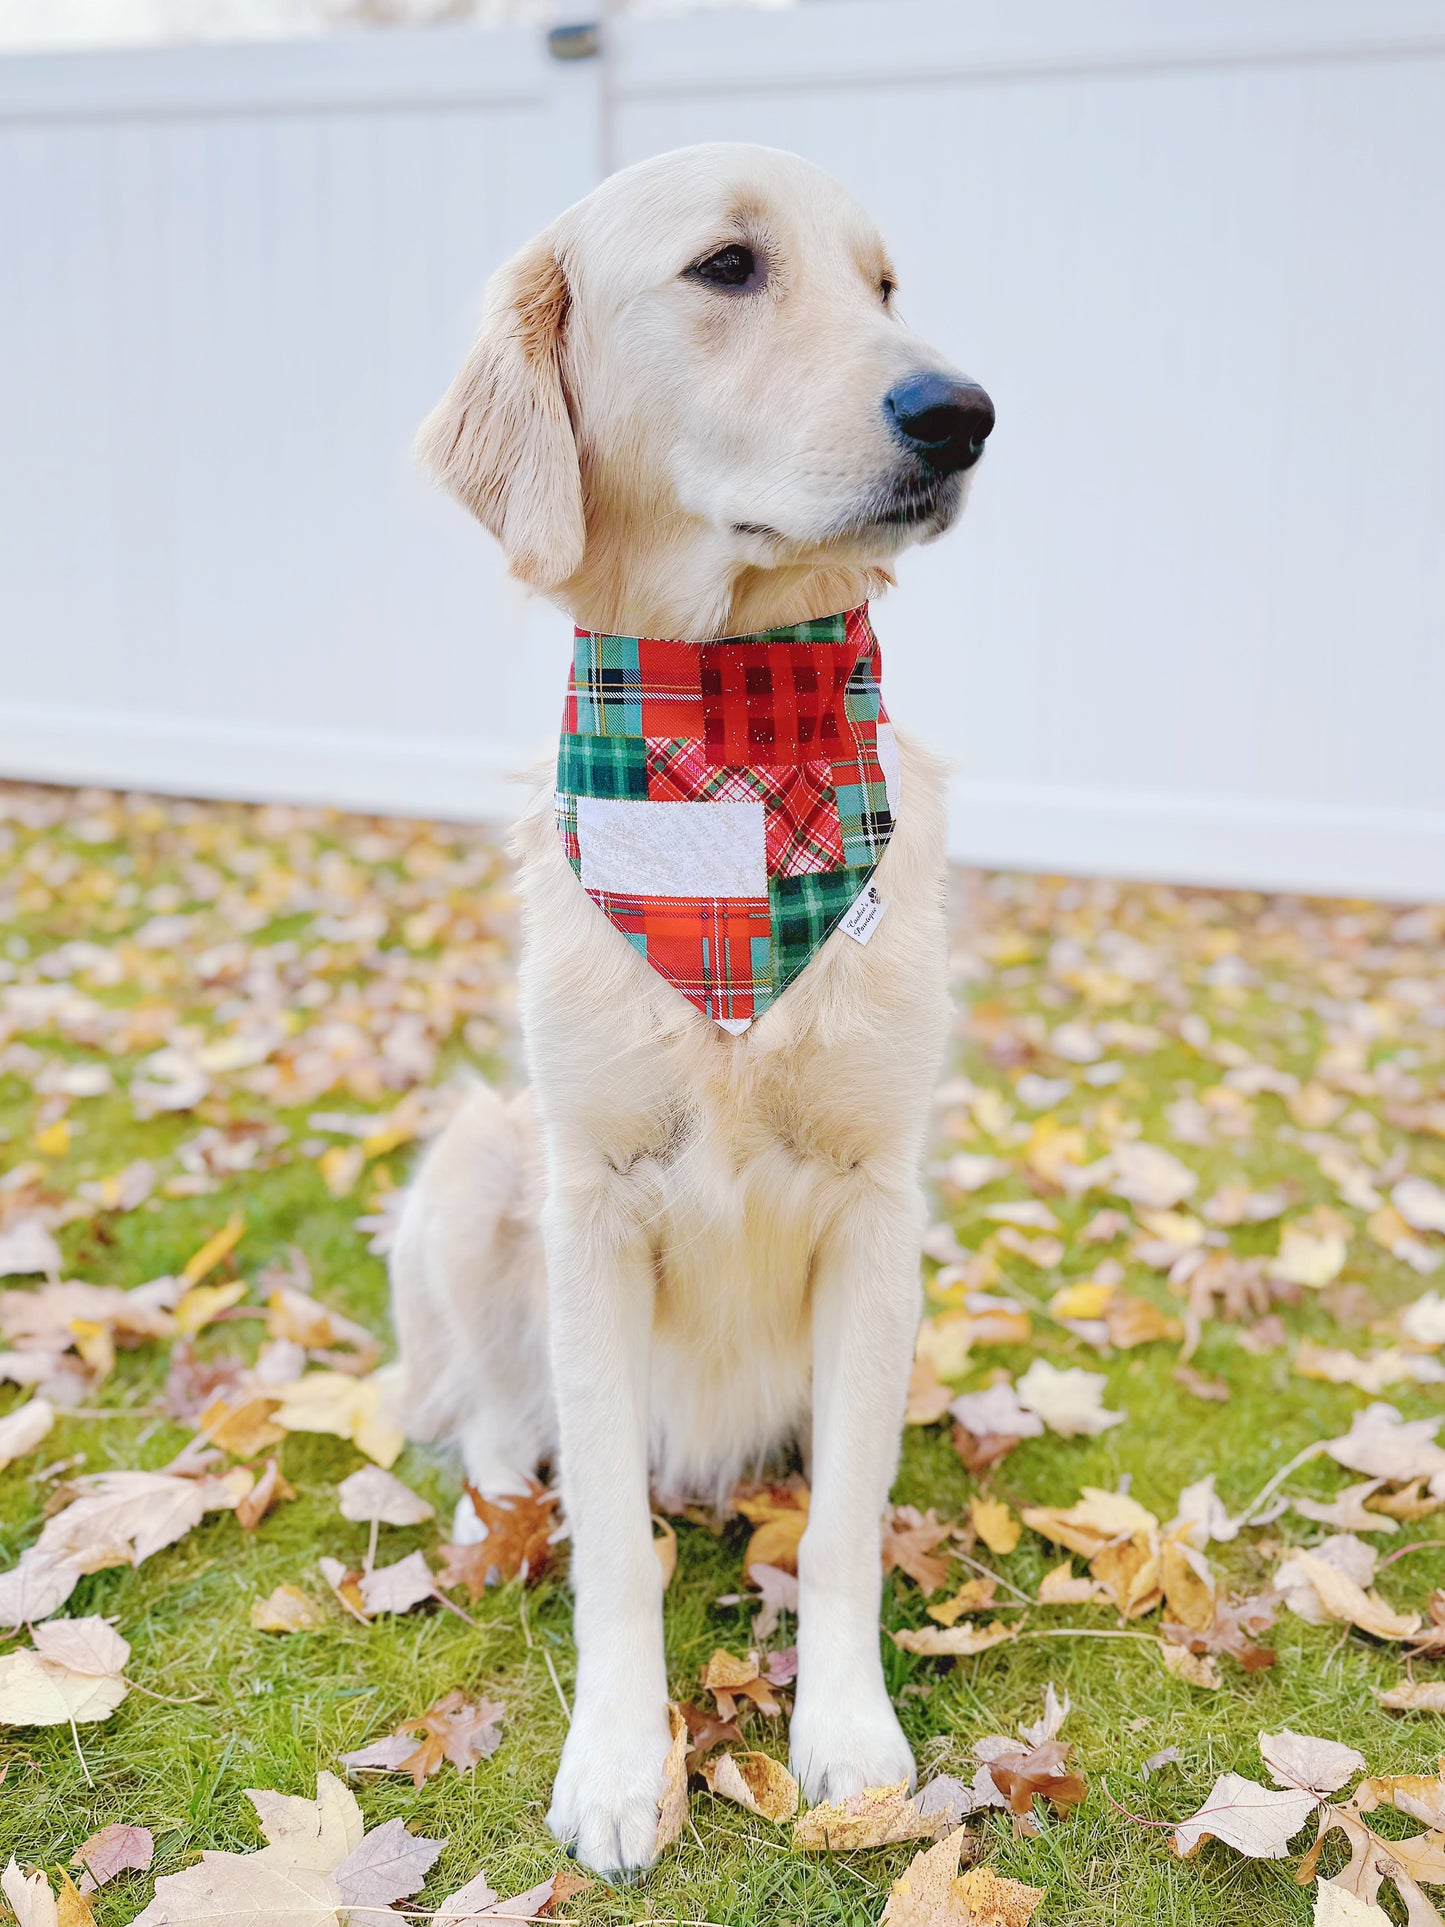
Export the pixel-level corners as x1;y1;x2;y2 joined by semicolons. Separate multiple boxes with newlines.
341;1689;505;1786
883;1505;956;1593
1172;1772;1317;1858
983;1739;1086;1823
882;1829;1044;1927
1014;1360;1124;1437
72;1823;153;1893
332;1817;443;1913
0;1617;130;1727
437;1479;560;1595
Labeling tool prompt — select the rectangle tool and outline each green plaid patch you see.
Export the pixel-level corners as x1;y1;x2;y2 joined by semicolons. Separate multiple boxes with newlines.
769;866;879;991
557;733;649;800
750;612;849;647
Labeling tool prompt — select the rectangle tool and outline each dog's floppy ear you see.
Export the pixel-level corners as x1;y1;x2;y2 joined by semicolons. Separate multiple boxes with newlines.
415;234;584;591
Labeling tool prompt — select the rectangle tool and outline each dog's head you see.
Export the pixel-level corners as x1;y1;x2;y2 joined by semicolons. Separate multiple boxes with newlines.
418;142;991;631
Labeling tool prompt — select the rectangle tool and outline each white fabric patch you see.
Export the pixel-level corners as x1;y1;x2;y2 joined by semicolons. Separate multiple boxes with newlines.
875;721;901;814
576;797;767;899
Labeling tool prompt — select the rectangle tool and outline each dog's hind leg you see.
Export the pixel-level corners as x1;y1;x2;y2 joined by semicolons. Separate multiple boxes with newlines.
389;1081;555;1539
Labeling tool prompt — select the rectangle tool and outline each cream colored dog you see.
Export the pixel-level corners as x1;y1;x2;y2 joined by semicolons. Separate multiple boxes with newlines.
391;142;992;1876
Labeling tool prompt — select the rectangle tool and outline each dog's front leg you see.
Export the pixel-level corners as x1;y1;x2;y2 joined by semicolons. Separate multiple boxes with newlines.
542;1174;671;1877
790;1178;924;1803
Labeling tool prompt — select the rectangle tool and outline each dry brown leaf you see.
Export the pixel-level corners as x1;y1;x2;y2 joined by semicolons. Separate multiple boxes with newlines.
437;1480;561;1595
336;1465;432;1527
986;1740;1087;1819
928;1578;997;1625
793;1780;952;1851
1160;1643;1221;1688
701;1749;799;1821
652;1513;677;1589
340;1690;505;1786
882;1831;1042;1927
883;1506;957;1594
236;1456;294;1533
1172;1772;1316;1858
700;1649;782;1719
1037;1562;1107;1606
654;1702;689;1857
734;1481;810;1578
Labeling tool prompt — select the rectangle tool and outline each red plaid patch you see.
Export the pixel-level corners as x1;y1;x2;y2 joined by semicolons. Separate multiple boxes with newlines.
764;761;845;877
697;643;853;764
588;888;770;1025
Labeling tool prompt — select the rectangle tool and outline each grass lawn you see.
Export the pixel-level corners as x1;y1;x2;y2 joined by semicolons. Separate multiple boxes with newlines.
1;783;1444;1925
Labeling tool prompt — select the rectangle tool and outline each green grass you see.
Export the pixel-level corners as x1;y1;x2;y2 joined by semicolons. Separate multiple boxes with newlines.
2;791;1444;1924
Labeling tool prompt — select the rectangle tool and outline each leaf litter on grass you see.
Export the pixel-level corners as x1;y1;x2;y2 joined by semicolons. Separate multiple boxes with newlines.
3;791;1445;1922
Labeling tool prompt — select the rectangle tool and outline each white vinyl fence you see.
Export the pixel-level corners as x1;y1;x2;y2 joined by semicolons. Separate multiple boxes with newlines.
3;0;1444;898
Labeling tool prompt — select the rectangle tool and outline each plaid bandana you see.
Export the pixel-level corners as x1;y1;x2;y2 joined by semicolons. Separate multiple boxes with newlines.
554;603;897;1033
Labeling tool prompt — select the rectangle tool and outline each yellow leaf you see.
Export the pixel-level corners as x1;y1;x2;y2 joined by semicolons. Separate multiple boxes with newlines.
182;1214;244;1284
970;1496;1021;1555
270;1371;403;1468
361;1122;416;1160
250;1585;326;1633
795;1780;952;1851
36;1119;71;1158
953;1865;1046;1926
68;1319;115;1379
198;1393;286;1458
56;1873;96;1927
735;1487;809;1578
173;1279;247;1335
702;1750;800;1822
1051;1280;1114;1320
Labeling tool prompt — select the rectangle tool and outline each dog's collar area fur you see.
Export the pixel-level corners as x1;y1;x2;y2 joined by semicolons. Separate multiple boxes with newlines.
553;603;899;1032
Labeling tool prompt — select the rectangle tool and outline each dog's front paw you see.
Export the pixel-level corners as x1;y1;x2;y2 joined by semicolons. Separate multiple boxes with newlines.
547;1706;674;1878
789;1689;915;1806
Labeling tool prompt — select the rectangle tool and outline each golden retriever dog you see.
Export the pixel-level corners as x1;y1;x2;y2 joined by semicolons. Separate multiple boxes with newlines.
391;141;992;1876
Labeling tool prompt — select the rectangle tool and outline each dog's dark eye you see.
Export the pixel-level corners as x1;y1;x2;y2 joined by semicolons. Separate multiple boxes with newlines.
690;244;763;291
879;278;896;306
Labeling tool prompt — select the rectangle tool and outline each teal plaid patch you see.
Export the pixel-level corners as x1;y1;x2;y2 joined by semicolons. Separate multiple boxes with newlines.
571;634;642;736
557;733;649;799
769;866;878;991
833;775;893;867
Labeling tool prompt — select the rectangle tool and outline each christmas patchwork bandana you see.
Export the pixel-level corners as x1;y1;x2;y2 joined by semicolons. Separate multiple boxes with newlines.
554;604;898;1032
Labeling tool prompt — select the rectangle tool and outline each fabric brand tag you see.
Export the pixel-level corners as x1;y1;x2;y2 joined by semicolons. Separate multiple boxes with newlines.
841;882;886;945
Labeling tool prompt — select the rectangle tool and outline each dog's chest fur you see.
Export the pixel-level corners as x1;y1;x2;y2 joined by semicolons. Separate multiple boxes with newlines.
512;726;951;1497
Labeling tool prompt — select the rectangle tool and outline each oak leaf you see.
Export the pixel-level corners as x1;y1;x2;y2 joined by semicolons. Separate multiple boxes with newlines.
437;1480;561;1594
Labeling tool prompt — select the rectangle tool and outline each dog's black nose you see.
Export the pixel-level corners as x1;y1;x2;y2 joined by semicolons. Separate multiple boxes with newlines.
884;372;995;476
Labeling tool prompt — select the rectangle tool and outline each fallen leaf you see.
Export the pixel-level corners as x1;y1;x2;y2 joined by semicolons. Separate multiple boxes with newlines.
1172;1772;1316;1858
906;1356;955;1425
1379;1681;1445;1712
702;1749;799;1821
180;1214;244;1284
883;1506;957;1593
985;1739;1087;1820
1312;1888;1392;1926
336;1465;433;1527
882;1830;1043;1926
794;1780;953;1851
251;1585;326;1633
1395;1177;1445;1236
270;1369;403;1468
1283;1550;1421;1640
131;1853;340;1925
340;1690;505;1786
734;1481;809;1578
236;1457;294;1533
891;1620;1019;1657
1014;1361;1124;1437
654;1702;689;1857
0;1396;54;1472
1260;1729;1366;1796
1271;1226;1348;1290
356;1549;436;1616
970;1496;1020;1555
1324;1404;1445;1484
437;1480;561;1595
333;1816;443;1912
72;1824;153;1893
700;1649;782;1720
